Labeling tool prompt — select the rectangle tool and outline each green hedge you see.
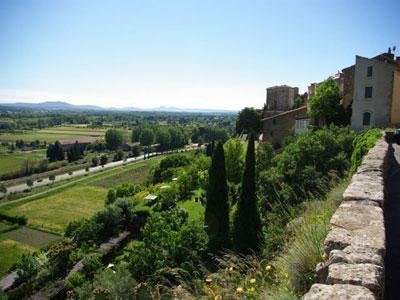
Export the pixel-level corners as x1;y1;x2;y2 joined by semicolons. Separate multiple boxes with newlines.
350;129;382;173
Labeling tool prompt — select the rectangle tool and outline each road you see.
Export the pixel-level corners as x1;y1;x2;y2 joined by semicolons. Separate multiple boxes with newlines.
384;143;400;300
1;146;198;196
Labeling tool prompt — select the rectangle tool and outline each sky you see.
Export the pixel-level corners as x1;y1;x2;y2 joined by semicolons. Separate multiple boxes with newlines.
0;0;399;110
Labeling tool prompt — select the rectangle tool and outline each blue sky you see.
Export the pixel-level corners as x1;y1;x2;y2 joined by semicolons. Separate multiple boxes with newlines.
0;0;399;109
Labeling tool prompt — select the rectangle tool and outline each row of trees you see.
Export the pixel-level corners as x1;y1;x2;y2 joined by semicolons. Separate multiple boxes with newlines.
205;134;263;254
132;126;187;150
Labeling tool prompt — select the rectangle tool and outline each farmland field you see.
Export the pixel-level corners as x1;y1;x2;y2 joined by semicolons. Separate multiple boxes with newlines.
0;125;108;143
0;155;165;234
0;149;46;176
5;185;107;233
0;227;59;277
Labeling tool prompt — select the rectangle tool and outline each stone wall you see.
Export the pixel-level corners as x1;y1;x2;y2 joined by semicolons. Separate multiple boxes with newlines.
303;136;389;299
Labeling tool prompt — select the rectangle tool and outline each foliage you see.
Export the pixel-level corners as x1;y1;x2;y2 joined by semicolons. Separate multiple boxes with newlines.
224;137;245;184
65;272;85;291
26;179;33;187
65;219;102;246
81;254;103;279
139;128;155;146
115;183;143;198
93;205;123;239
274;181;346;295
191;126;229;144
113;150;124;161
106;189;116;205
76;264;136;300
67;141;84;162
350;128;382;173
308;77;350;126
235;107;261;135
205;142;230;251
15;253;40;285
100;154;108;166
152;153;190;183
91;156;98;167
46;141;64;161
47;239;75;277
257;126;356;211
233;134;263;254
105;128;123;150
124;209;207;283
256;141;274;178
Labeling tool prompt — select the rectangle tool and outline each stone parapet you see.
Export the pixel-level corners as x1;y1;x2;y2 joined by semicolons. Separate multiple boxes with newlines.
304;135;389;299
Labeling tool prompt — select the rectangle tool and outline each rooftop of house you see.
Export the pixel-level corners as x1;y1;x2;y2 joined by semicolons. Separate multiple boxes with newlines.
59;136;102;145
261;106;308;122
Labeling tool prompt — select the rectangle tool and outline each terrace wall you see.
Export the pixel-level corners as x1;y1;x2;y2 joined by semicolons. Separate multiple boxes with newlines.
303;136;389;299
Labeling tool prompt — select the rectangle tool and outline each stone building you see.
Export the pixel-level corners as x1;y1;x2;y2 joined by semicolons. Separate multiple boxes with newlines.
351;49;400;130
265;85;299;111
59;136;101;151
261;106;307;148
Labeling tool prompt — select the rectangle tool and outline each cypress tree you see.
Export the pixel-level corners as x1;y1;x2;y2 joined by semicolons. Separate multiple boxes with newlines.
233;133;263;254
204;142;230;252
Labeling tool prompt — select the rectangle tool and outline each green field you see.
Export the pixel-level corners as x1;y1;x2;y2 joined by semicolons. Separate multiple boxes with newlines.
0;156;164;234
0;125;108;143
6;185;107;233
0;149;46;176
0;227;60;277
0;125;133;143
178;200;205;222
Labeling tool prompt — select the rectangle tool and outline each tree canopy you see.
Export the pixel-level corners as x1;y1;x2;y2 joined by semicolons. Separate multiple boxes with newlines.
105;129;124;150
308;77;350;126
235;107;262;135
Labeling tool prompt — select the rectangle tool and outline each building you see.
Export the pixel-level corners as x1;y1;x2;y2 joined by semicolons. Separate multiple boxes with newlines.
59;136;101;151
261;106;308;148
265;85;299;111
351;49;400;130
122;142;140;151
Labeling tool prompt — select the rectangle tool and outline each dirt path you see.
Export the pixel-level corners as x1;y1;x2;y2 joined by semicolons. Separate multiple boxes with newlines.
384;143;400;299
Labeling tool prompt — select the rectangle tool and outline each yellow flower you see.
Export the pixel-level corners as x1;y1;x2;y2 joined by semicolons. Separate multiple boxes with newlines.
229;266;234;272
214;296;222;300
248;287;255;293
265;265;272;272
249;278;256;284
205;277;212;284
236;287;243;294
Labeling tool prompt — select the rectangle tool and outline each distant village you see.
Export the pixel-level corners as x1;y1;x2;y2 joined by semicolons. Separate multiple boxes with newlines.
261;48;400;148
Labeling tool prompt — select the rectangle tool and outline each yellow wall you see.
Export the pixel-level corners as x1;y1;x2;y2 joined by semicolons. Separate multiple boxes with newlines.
391;70;400;126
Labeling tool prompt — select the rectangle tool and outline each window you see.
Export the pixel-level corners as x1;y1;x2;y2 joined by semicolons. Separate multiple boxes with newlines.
365;86;373;98
273;119;277;125
362;112;371;126
367;66;373;77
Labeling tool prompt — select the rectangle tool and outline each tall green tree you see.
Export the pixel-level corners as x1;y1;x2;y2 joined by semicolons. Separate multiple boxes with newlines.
156;128;171;150
105;129;123;150
224;137;245;184
204;143;230;251
235;107;261;135
308;77;350;126
233;133;263;254
139;128;155;146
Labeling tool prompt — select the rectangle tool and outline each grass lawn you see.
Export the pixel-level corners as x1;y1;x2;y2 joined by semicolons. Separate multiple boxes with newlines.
0;149;46;176
0;155;165;234
90;157;162;188
4;185;107;234
0;226;60;277
0;238;36;277
0;126;131;143
178;200;205;222
5;227;60;248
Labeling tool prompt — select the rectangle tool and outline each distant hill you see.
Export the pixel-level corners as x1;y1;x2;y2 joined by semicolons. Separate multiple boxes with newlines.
0;101;237;114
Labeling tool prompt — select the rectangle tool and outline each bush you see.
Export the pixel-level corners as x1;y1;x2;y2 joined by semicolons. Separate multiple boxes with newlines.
81;254;103;279
113;150;124;161
65;272;85;291
0;213;27;225
350;128;381;173
100;154;108;166
26;179;33;187
91;156;98;167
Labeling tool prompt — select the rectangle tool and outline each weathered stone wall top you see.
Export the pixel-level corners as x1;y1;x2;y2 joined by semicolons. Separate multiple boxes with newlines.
304;135;389;300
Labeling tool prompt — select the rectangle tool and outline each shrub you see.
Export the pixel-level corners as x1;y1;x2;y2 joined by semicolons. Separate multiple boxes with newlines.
15;253;40;285
91;156;98;167
113;150;124;161
81;254;103;279
100;154;108;166
65;272;85;291
26;179;33;187
350;128;381;173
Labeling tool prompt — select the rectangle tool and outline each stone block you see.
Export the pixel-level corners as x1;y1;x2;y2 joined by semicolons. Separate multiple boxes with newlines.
326;263;383;298
304;283;376;300
343;181;385;206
